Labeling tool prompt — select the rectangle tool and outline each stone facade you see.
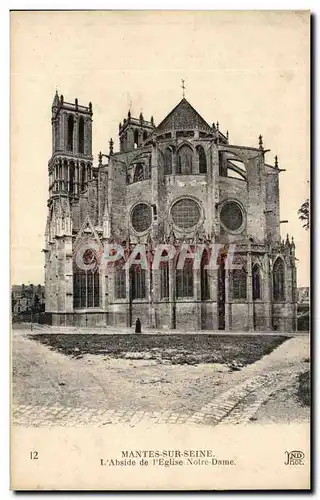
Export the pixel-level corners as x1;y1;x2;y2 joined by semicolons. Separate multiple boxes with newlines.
44;92;297;331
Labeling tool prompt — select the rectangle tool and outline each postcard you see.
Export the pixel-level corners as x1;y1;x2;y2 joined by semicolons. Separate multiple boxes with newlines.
10;10;310;490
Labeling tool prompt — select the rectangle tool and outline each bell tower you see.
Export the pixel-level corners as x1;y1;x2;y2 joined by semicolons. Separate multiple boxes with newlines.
49;90;93;199
119;110;155;152
44;91;94;324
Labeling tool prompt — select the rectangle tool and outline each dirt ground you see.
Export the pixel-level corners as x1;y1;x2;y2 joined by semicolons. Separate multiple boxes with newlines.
12;330;310;421
13;333;241;413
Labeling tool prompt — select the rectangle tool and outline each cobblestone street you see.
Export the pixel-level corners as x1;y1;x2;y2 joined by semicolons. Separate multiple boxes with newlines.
12;329;310;427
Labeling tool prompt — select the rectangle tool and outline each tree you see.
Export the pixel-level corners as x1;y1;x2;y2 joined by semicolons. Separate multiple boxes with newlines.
33;293;40;313
298;198;309;230
11;292;16;313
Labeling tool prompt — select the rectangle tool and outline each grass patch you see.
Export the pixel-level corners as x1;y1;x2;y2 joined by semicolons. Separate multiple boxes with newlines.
297;370;310;407
29;333;289;368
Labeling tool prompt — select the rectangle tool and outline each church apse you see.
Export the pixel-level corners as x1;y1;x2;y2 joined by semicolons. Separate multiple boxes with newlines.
44;90;297;332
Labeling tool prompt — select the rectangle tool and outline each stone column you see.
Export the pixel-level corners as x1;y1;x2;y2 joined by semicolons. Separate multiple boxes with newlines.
75;161;79;195
151;143;159;241
263;253;272;331
172;148;177;176
86;118;92;156
148;265;156;329
60;113;65;151
73;116;78;154
210;266;219;330
98;262;105;320
67;160;70;193
224;268;231;330
60;160;63;192
104;269;109;326
284;256;293;332
52;120;55;152
211;145;220;237
52;165;55;193
56;163;59;192
169;258;176;329
65;236;73;315
126;265;132;328
194;148;200;174
194;266;201;331
247;248;254;331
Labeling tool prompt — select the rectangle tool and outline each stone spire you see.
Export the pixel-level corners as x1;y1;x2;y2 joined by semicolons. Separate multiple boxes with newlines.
259;134;263;150
109;138;114;155
285;233;290;248
52;89;59;107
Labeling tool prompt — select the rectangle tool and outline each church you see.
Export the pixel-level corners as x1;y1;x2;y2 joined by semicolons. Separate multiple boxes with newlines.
44;89;297;331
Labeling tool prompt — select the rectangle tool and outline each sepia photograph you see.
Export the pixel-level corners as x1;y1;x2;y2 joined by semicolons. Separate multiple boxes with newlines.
10;10;310;490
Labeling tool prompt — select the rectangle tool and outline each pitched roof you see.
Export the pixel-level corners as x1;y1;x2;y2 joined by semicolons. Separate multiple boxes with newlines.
155;98;212;134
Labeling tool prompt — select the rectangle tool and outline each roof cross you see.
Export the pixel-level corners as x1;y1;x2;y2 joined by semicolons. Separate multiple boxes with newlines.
181;79;186;98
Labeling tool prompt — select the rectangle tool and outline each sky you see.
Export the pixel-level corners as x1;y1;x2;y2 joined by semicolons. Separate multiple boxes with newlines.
10;10;310;286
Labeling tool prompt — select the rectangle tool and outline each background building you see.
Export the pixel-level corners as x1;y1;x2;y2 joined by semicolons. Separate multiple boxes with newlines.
297;286;309;331
12;284;45;317
44;92;297;331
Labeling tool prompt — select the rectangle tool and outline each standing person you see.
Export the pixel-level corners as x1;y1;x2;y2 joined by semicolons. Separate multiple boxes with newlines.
135;318;141;333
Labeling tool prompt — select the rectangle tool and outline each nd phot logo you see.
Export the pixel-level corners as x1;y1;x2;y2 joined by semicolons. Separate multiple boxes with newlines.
284;450;305;466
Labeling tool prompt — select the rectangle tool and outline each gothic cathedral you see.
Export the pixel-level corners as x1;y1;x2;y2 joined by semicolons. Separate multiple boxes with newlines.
44;91;297;331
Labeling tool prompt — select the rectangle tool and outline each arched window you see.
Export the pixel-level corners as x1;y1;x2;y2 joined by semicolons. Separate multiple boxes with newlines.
133;163;144;183
78;116;84;154
115;260;126;299
73;268;100;308
54;121;59;150
69;161;75;194
201;248;210;300
197;145;207;173
252;264;261;300
160;256;169;299
232;268;247;299
80;163;86;192
164;148;173;175
177;145;193;174
176;259;193;298
130;266;146;299
273;258;285;301
143;131;148;141
133;129;139;149
67;115;74;152
63;159;68;191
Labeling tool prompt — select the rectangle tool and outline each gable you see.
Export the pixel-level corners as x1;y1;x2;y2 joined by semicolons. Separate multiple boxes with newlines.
155;98;212;134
